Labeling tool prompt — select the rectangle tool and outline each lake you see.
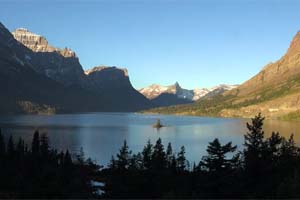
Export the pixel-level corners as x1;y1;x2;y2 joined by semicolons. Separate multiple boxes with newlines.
0;112;299;166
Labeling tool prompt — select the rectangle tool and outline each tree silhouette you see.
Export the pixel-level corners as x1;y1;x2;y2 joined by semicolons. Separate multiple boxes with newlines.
7;135;15;157
116;140;131;170
142;140;153;170
32;130;40;155
244;113;266;170
152;138;166;170
200;138;238;172
166;142;173;168
177;146;187;172
40;133;49;156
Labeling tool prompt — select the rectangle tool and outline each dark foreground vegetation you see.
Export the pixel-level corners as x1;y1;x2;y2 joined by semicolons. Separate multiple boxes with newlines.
1;113;300;198
0;130;101;198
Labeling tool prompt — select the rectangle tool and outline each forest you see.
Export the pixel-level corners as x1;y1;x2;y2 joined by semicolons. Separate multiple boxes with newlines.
1;113;300;198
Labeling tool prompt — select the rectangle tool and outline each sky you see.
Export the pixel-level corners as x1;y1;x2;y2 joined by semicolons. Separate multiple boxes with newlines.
1;0;300;89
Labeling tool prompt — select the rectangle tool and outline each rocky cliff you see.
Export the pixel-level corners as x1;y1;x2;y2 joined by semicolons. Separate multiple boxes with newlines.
0;22;153;114
12;28;85;87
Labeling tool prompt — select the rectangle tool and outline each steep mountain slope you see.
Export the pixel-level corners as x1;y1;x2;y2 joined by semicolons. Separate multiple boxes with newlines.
12;27;153;111
0;22;152;113
0;23;109;114
12;28;86;87
139;82;237;106
85;66;153;111
146;32;300;119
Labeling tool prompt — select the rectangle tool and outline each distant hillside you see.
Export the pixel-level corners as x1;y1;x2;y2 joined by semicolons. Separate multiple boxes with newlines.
144;32;300;120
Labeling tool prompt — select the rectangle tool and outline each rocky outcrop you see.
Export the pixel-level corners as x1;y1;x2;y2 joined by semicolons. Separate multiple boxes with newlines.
12;28;76;56
0;22;109;114
12;28;85;87
0;22;153;113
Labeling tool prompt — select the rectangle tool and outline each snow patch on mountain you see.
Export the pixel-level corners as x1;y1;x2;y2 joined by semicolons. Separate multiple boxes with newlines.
139;83;238;101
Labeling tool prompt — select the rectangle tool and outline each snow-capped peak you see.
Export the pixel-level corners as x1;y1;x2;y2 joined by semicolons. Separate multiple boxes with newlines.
139;83;238;101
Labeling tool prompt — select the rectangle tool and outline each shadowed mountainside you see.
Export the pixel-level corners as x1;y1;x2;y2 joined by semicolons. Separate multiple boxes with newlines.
0;22;153;114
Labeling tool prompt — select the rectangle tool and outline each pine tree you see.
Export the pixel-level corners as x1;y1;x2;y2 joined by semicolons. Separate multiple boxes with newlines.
177;146;187;172
243;113;266;173
166;142;173;168
76;147;85;165
7;135;15;157
142;140;153;170
200;138;238;173
32;130;40;155
151;138;166;170
116;140;131;170
64;150;73;167
266;132;282;162
109;156;117;170
40;133;49;156
130;152;143;170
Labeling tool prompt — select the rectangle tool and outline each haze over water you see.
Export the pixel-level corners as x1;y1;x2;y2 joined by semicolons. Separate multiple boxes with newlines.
0;113;299;166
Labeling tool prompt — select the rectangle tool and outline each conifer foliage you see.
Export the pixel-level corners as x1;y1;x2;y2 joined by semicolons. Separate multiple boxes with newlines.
1;113;300;198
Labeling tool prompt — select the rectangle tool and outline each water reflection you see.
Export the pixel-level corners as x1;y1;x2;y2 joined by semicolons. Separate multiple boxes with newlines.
0;113;299;166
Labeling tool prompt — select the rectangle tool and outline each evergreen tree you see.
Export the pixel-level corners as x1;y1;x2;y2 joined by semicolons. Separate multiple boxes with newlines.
109;156;117;170
32;130;40;155
166;142;173;168
7;135;15;157
77;147;85;165
244;113;266;172
130;152;143;170
200;138;238;172
151;138;166;170
64;150;73;167
266;132;282;162
177;146;187;172
116;140;131;170
40;133;49;156
142;140;153;170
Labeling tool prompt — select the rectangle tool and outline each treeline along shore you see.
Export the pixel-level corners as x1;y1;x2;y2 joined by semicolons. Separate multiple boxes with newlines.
0;113;300;198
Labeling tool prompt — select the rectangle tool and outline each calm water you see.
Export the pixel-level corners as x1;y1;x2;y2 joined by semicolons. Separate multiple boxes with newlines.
0;112;299;166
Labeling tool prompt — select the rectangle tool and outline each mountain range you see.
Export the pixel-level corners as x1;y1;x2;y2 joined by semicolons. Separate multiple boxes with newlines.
146;31;300;120
2;20;299;119
0;22;152;114
139;82;238;107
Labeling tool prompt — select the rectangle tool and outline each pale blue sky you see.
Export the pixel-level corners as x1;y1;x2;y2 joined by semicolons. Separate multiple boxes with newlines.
1;0;300;89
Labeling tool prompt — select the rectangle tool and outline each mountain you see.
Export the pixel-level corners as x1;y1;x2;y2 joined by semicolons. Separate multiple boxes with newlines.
0;23;110;114
12;28;86;87
151;93;193;107
139;82;237;106
145;32;300;119
0;22;152;114
85;66;153;111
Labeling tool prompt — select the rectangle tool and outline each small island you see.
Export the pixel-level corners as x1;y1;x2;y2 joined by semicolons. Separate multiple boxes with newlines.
153;119;164;128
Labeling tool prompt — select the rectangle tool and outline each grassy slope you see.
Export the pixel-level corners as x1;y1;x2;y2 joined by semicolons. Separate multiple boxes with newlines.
279;110;300;121
142;75;300;119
